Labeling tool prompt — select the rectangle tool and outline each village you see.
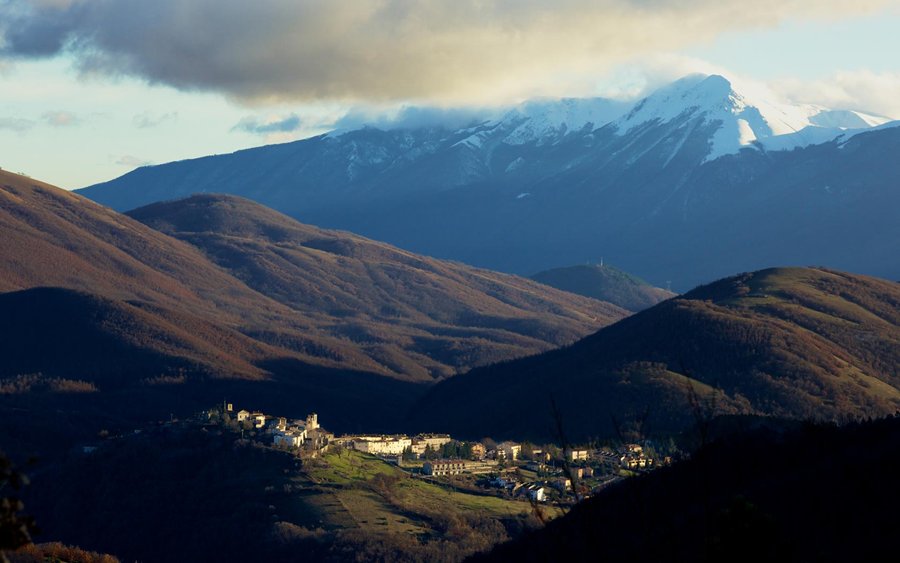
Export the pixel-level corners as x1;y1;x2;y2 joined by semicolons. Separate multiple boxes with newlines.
212;403;672;505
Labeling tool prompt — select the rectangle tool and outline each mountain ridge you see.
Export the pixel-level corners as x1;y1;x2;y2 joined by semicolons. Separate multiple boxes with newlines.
77;75;900;289
1;170;624;384
125;193;627;380
408;267;900;442
530;263;675;312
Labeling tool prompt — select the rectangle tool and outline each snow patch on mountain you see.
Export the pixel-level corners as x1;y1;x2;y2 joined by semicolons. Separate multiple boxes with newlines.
809;110;892;129
500;97;629;145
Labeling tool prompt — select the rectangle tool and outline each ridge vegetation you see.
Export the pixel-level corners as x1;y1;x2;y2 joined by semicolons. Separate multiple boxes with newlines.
410;267;900;442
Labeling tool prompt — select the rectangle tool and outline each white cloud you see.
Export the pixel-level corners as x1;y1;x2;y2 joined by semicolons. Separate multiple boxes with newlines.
773;70;900;119
132;111;178;128
112;154;151;167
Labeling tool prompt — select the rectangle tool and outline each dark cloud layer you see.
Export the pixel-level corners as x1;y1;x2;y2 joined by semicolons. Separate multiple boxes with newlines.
0;1;886;103
0;116;35;132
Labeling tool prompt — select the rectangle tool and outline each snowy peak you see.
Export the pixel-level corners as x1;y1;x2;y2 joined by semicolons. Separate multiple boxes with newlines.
615;73;891;161
618;74;740;128
450;96;629;150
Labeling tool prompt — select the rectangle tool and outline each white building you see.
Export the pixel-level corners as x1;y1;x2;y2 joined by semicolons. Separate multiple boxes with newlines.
567;449;589;462
527;486;545;502
411;434;452;456
253;413;267;429
352;436;412;456
273;429;306;448
423;460;497;476
236;410;250;422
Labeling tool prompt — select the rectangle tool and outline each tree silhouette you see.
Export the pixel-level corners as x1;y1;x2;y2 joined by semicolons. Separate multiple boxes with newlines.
0;452;38;562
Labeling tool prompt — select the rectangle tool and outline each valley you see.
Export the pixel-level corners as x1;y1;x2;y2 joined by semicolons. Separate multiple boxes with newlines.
1;16;899;557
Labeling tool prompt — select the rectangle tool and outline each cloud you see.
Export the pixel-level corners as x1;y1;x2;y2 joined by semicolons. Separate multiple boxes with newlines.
41;110;79;126
132;111;178;128
232;113;303;135
113;154;152;167
772;70;900;119
0;0;889;104
0;117;36;132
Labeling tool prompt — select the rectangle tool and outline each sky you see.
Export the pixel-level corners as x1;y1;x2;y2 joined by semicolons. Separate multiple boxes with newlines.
1;0;899;190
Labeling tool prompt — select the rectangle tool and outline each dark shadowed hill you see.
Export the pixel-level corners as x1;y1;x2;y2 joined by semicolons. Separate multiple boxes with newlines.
0;170;391;380
1;171;624;382
126;194;627;380
473;416;900;563
0;287;268;386
530;264;675;311
409;267;900;442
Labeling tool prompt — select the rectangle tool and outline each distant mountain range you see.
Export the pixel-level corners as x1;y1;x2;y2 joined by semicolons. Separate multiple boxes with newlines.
409;267;900;442
79;74;900;289
531;263;675;312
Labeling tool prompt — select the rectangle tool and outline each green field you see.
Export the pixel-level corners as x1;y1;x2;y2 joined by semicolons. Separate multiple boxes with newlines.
25;420;562;562
294;449;546;534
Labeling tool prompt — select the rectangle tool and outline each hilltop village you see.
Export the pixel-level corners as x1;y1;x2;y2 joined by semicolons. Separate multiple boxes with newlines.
213;404;671;504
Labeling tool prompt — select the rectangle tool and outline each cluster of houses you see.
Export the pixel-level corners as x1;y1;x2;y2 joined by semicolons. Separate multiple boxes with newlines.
618;443;655;469
230;406;334;451
332;433;457;456
219;403;662;505
489;476;549;502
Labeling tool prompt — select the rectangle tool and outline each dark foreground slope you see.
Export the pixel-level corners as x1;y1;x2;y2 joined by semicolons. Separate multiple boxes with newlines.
530;264;675;311
475;416;900;563
127;194;625;380
409;267;900;442
24;424;539;563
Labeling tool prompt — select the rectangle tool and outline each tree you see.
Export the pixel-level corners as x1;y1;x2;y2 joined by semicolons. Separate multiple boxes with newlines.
520;442;535;460
0;452;38;562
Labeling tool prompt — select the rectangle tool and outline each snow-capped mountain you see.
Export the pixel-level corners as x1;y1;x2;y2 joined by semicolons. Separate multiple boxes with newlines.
614;74;893;161
79;74;900;290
